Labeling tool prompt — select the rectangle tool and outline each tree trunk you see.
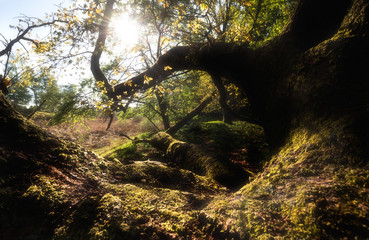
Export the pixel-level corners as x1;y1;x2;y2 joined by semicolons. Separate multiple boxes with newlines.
200;1;369;238
149;132;249;188
154;89;171;130
211;73;233;124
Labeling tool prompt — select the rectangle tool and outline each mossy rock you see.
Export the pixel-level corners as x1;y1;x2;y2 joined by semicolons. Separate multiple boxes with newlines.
49;154;230;239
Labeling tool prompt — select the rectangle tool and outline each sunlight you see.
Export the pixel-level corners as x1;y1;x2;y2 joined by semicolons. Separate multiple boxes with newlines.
111;14;140;47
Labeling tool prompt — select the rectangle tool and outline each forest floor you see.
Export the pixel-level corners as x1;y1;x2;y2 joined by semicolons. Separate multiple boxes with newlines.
2;110;369;239
8;112;265;239
31;113;267;176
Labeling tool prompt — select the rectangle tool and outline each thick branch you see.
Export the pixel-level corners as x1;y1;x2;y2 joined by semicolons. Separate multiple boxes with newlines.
90;0;115;98
107;0;352;101
112;42;249;99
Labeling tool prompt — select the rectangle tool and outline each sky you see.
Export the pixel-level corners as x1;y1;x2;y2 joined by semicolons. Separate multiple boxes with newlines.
0;0;81;85
0;0;69;38
0;0;139;85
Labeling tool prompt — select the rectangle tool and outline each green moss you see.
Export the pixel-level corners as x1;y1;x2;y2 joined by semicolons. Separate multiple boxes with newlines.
176;120;266;152
23;175;66;207
55;181;226;239
103;142;138;161
199;114;369;239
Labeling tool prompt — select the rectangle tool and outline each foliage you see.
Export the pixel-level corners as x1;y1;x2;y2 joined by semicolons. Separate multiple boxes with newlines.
0;0;297;131
49;84;97;125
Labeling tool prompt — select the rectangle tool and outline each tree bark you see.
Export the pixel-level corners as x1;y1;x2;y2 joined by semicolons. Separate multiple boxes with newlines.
90;0;116;98
210;73;233;124
154;89;170;130
149;132;248;188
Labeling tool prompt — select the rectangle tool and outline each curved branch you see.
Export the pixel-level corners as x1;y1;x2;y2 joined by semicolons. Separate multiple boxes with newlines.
90;0;116;98
112;42;249;99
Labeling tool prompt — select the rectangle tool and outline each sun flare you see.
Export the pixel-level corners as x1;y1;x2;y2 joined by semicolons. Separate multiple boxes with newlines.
111;14;140;46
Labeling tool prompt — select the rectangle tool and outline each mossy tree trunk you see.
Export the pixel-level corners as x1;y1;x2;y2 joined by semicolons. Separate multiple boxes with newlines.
106;0;363;150
149;132;249;188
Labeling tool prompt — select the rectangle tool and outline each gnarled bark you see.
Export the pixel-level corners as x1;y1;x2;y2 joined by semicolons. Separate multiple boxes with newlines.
94;0;355;149
149;132;249;188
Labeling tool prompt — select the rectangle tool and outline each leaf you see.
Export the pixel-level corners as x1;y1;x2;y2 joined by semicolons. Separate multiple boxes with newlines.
144;75;153;84
164;66;172;71
200;3;208;11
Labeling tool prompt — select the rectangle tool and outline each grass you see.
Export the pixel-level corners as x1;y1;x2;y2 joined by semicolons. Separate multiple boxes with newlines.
31;113;161;155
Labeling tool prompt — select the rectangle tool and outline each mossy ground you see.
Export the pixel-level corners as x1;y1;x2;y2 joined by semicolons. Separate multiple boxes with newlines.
2;21;369;238
1;94;234;239
201;121;369;239
3;105;368;239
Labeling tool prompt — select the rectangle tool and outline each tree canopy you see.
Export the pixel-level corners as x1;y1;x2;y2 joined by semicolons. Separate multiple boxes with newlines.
1;0;297;129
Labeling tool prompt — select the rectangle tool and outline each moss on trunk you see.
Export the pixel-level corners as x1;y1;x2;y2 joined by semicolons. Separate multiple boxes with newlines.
150;132;249;189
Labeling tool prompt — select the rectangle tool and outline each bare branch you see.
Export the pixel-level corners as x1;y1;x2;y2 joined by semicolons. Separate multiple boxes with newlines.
0;20;61;57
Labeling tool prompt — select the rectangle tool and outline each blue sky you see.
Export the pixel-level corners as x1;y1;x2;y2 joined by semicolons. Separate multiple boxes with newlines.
0;0;67;38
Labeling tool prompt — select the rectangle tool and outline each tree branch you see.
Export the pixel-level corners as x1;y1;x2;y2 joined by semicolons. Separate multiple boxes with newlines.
112;42;249;99
90;0;116;98
0;20;61;57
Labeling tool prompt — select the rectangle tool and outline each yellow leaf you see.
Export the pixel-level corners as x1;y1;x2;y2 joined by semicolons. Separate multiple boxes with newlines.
164;66;172;71
144;75;153;84
200;3;207;11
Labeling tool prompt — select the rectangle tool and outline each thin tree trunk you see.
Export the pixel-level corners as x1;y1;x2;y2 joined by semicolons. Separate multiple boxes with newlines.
27;99;46;120
211;73;233;123
155;90;170;130
166;91;215;135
